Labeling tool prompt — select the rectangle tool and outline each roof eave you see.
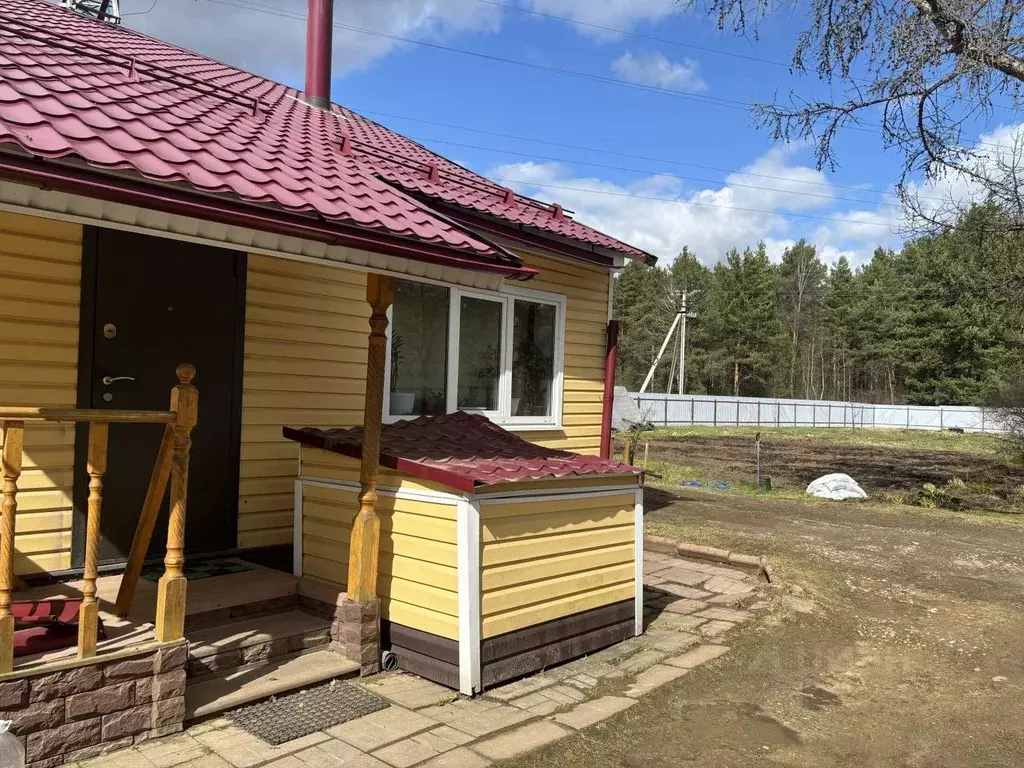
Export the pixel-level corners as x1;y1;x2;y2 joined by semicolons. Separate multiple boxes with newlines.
0;150;537;281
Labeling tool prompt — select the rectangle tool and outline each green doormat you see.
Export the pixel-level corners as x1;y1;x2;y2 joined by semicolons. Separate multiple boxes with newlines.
140;558;252;582
226;680;390;745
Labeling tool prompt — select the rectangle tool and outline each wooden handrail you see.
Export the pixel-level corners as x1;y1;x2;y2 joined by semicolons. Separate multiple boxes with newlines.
0;363;198;671
0;408;176;423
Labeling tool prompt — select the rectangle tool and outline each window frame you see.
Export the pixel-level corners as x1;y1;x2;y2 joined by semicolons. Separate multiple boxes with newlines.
382;280;566;430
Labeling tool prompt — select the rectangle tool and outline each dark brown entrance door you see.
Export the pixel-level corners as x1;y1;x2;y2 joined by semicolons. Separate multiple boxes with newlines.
73;228;246;567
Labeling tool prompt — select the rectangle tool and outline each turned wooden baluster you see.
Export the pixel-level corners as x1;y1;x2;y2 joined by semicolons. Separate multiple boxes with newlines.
347;274;394;602
155;364;198;642
0;420;24;673
78;421;109;659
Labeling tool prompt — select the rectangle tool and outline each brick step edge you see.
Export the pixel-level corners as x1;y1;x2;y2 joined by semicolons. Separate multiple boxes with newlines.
645;535;774;582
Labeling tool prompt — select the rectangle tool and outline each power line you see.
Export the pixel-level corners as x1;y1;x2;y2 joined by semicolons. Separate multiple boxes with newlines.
468;0;793;70
401;132;906;209
208;0;1011;150
121;0;159;15
467;0;1019;113
200;0;753;113
355;108;951;202
486;176;898;229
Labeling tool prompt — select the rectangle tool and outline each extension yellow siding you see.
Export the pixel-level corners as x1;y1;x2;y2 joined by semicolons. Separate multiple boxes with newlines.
300;446;458;496
238;254;369;548
479;491;636;638
300;478;460;640
512;250;609;455
0;211;82;575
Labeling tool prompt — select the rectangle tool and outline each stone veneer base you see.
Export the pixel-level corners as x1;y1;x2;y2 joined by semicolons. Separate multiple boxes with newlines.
0;640;188;768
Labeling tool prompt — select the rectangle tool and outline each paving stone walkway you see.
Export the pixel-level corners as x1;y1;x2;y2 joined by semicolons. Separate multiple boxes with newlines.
68;553;771;768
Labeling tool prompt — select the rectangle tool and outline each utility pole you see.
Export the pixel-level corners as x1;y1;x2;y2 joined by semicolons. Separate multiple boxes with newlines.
678;290;699;395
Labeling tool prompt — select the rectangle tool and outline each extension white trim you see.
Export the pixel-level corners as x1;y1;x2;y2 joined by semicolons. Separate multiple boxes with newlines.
457;496;482;696
634;485;645;636
296;476;463;505
293;479;304;578
474;485;640;504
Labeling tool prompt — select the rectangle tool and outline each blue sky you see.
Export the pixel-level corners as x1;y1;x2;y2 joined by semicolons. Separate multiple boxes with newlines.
122;0;1013;266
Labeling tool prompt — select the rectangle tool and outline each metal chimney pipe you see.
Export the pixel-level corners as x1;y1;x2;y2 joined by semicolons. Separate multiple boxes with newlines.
304;0;333;109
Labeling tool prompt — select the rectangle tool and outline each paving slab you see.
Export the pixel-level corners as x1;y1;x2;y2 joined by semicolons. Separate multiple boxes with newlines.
372;737;441;768
700;620;736;637
697;607;752;622
626;665;690;698
619;649;667;673
472;721;570;761
327;705;436;752
664;644;731;669
361;673;459;710
657;583;714;600
551;696;636;729
419;747;492;768
663;598;708;614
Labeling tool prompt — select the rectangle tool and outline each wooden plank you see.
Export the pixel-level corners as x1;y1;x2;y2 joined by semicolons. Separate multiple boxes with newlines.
382;620;459;665
0;408;175;423
0;299;80;325
481;493;635;520
0;253;81;282
482;525;634;567
243;339;367;365
242;374;366;395
381;597;459;640
481;544;634;590
482;563;634;615
115;423;173;617
0;211;82;242
482;582;634;638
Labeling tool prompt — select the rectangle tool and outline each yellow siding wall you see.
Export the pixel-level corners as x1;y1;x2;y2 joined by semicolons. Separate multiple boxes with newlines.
300;446;459;497
300;478;460;640
238;254;368;548
512;250;609;455
240;248;612;551
479;491;636;639
0;211;82;575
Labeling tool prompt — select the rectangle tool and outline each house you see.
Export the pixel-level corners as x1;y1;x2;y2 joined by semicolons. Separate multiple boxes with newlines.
0;0;655;762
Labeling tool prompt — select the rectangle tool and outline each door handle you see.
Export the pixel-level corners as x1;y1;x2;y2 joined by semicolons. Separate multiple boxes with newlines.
102;376;136;385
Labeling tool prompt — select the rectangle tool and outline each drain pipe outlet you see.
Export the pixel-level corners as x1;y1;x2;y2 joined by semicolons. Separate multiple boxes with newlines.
380;650;399;671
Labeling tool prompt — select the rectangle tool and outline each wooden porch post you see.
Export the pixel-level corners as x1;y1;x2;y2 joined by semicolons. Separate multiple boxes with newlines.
155;364;198;643
347;274;394;602
0;421;24;674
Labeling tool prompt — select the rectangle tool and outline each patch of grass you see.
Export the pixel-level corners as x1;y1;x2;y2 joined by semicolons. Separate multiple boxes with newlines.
642;457;806;501
646;425;1003;457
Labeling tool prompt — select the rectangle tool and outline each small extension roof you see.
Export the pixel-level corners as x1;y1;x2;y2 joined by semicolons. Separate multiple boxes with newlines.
0;0;655;276
283;412;640;493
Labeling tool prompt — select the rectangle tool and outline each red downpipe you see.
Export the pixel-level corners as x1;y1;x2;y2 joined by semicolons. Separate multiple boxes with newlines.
600;319;619;460
304;0;334;109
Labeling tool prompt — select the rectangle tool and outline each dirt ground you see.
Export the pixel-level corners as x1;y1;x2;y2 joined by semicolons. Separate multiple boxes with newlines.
652;434;1024;511
500;486;1024;768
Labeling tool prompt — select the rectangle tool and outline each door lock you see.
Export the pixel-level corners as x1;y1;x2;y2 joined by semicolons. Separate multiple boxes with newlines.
102;375;135;386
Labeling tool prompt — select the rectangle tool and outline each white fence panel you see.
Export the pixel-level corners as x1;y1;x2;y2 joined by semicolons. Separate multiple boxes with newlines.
630;393;1003;433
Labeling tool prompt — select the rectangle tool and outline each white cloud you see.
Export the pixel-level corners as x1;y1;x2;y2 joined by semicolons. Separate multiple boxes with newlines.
122;0;502;85
611;51;706;92
492;146;899;266
527;0;678;35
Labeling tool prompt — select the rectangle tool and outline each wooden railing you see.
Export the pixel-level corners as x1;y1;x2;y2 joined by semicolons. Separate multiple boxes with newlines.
0;364;198;673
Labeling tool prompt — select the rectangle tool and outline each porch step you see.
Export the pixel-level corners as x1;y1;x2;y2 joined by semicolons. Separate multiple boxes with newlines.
187;609;333;679
185;648;360;720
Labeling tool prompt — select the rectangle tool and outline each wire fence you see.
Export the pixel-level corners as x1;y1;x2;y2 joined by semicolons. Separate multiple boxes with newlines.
630;393;1004;433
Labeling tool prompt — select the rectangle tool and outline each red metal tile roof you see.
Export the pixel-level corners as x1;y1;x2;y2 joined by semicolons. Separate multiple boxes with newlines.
283;412;640;493
0;1;653;270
